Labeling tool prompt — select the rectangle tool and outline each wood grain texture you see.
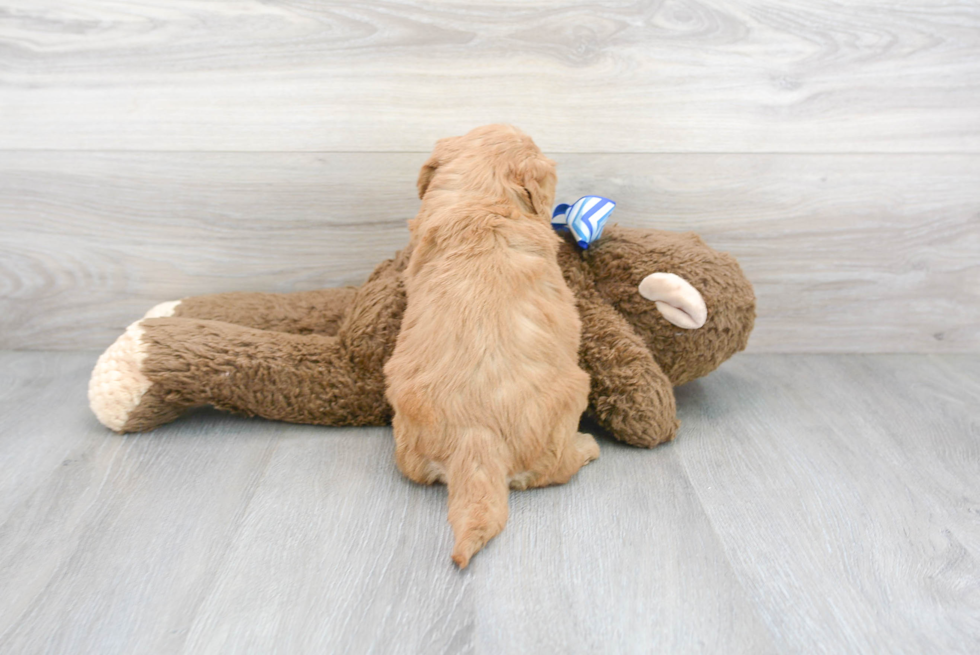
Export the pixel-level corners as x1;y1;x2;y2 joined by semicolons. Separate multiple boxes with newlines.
1;351;978;653
674;354;980;654
0;357;283;654
2;151;977;352
0;1;978;152
180;431;774;655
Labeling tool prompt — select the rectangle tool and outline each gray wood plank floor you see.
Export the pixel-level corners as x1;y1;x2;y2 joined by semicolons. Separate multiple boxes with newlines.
1;352;977;654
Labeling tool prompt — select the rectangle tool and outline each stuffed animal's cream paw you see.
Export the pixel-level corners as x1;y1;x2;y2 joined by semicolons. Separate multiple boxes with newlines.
88;321;153;432
143;299;181;318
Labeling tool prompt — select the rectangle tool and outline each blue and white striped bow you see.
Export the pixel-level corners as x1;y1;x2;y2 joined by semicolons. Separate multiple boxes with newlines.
551;195;616;249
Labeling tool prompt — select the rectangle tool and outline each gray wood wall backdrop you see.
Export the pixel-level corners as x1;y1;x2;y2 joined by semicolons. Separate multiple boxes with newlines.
1;0;978;352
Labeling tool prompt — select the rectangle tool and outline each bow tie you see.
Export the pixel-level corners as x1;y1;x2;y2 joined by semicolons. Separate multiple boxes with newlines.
551;195;616;249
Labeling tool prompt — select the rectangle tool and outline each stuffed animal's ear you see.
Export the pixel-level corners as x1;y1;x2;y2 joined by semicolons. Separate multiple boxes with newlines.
516;155;557;217
417;136;460;199
638;272;707;329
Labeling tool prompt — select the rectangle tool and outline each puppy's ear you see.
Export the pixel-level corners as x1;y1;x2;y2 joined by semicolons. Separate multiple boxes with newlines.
517;155;557;217
417;136;460;199
417;153;439;200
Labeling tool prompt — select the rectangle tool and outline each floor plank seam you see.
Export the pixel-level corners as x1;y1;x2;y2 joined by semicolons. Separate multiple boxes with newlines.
174;434;283;653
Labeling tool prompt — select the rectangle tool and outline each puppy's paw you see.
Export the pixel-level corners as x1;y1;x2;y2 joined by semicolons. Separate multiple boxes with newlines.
89;321;152;432
576;432;600;465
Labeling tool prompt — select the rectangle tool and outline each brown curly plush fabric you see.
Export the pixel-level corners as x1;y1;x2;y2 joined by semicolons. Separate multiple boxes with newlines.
586;227;756;386
96;225;754;447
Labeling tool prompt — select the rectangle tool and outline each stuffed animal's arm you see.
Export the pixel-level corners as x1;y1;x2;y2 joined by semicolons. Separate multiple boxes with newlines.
144;288;358;337
577;290;679;447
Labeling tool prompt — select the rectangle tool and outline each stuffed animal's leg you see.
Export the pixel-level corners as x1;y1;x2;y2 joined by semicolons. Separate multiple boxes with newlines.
144;288;358;336
577;290;679;448
89;316;389;433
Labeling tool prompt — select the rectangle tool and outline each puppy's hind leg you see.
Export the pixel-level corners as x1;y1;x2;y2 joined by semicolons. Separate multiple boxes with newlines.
534;414;600;488
392;414;446;485
556;431;601;483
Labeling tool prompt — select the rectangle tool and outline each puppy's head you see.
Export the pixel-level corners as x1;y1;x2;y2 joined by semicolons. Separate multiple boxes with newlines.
417;125;556;217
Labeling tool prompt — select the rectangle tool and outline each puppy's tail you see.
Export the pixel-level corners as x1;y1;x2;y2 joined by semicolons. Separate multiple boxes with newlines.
446;429;509;569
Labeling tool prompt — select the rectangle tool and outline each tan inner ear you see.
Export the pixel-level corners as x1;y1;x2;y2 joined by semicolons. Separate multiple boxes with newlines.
638;272;707;329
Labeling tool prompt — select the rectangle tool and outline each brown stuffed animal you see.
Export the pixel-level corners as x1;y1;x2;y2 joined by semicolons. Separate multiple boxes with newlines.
89;224;754;447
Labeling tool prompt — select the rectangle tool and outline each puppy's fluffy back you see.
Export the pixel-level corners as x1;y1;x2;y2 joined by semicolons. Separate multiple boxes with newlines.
393;200;584;434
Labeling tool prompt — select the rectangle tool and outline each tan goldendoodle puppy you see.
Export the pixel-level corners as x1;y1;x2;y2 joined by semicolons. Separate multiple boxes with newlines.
384;125;598;568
